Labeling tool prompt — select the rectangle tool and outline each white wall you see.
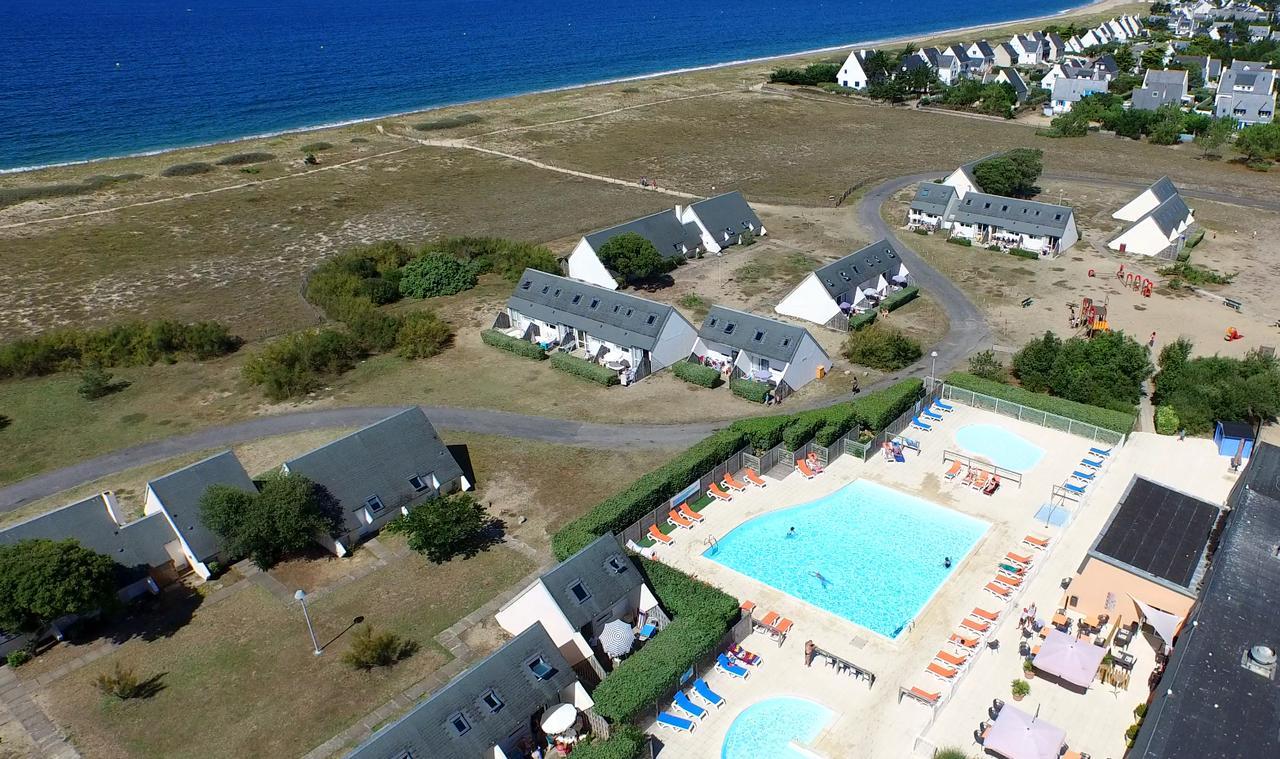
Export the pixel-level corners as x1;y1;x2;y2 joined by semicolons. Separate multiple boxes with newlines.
143;484;212;579
494;581;595;666
1108;217;1172;256
1112;188;1160;221
775;273;841;327
650;313;698;372
942;168;978;199
1059;215;1080;253
678;206;722;253
779;334;832;391
838;51;868;89
566;239;619;289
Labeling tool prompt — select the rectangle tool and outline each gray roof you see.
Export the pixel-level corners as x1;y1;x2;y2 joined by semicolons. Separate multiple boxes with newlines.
146;451;256;561
1094;54;1119;74
973;40;995;59
583;209;702;260
1148;176;1179;203
1129;443;1280;759
1207;58;1223;78
910;182;957;216
998;67;1030;99
348;624;575;759
1229;59;1271;71
1053;76;1110;102
812;239;906;298
1216;89;1277;122
951;192;1074;238
0;495;177;583
686;192;762;241
283;408;464;535
1133;83;1186;110
1146;193;1194;237
507;269;682;351
537;534;641;631
699;305;816;365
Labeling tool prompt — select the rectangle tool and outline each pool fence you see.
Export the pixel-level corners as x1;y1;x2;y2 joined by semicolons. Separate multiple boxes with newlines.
940;385;1128;446
941;449;1024;489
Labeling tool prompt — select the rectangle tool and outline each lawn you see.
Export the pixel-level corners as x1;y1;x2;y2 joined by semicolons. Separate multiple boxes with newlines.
36;546;534;759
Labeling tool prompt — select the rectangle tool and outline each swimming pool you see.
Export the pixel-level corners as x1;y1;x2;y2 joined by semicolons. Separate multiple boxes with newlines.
722;697;833;759
954;423;1045;472
704;480;987;638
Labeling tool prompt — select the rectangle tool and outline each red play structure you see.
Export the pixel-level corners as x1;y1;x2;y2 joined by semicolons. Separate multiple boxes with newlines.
1116;264;1154;298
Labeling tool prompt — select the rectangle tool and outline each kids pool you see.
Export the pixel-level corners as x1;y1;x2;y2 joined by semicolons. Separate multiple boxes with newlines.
721;696;833;759
954;423;1045;472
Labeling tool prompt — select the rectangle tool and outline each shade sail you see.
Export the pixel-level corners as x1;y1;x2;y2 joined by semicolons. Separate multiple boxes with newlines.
1133;597;1184;649
598;619;635;658
1033;629;1107;688
985;704;1066;759
540;703;577;734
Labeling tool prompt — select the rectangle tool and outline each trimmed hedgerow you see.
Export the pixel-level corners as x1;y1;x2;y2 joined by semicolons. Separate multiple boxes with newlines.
881;286;919;312
947;237;973;247
946;372;1135;435
849;310;878;331
732;414;794;454
1008;248;1039;260
730;378;770;403
782;411;827;451
570;726;647;759
672;361;719;387
852;377;925;430
214;152;275;166
480;330;546;360
550;353;620;386
160;162;215;177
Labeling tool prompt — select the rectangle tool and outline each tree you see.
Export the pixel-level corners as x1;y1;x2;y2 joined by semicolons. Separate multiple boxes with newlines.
973;149;1043;198
398;253;479;298
1195;117;1234;158
77;365;129;400
199;472;342;569
841;324;923;371
0;539;120;633
342;625;419;670
968;350;1006;381
1154;345;1280;433
596;232;674;283
1113;45;1136;73
1046;330;1153;409
386;493;492;564
1147;106;1185;145
394;311;454;359
1047;110;1090;137
1235;122;1280;163
1012;331;1062;393
1140;47;1167;71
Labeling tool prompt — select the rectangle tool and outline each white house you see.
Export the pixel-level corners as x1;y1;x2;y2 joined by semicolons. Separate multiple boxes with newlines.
143;450;258;579
1108;177;1195;257
946;192;1079;255
1077;29;1106;49
838;49;873;89
993;42;1019;68
678;191;765;253
992;67;1032;102
1050;76;1110;113
693;306;831;395
908;182;959;228
914;47;962;85
496;534;661;678
500;268;697;382
566;209;703;290
1008;34;1042;65
1065;35;1085;54
1214;61;1277;126
967;40;997;71
775;239;912;328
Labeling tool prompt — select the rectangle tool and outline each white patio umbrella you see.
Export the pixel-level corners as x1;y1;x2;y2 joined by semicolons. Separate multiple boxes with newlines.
540;703;578;734
1033;629;1107;689
598;619;635;658
985;704;1066;759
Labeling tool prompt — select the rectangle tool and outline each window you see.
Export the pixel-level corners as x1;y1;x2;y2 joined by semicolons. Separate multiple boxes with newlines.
758;358;771;371
528;656;555;680
606;555;628;574
983;202;991;209
625;308;633;317
408;475;431;492
839;272;850;281
724;323;735;335
572;295;582;305
448;712;471;736
481;689;504;713
1054;213;1062;221
708;317;717;328
613;304;620;313
1001;205;1009;212
782;338;791;348
589;298;600;309
646;315;656;325
520;280;531;290
568;581;591;604
753;330;765;342
364;495;385;513
554;288;561;297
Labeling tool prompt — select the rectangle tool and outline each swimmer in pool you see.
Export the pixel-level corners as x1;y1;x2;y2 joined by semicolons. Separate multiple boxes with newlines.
944;556;952;569
811;571;830;587
786;526;796;539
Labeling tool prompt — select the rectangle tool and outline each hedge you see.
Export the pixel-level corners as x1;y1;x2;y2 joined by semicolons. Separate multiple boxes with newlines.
570;726;647;759
881;286;919;312
851;377;925;429
782;411;827;451
946;372;1136;435
947;237;973;247
480;329;546;360
731;414;795;454
1008;248;1039;260
1155;405;1180;435
550;352;620;386
730;378;770;403
0;320;242;379
849;310;878;331
672;361;719;387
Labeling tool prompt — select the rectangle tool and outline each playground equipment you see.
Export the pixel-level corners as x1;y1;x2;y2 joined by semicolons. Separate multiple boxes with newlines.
1226;327;1243;342
1080;297;1109;336
1116;264;1154;298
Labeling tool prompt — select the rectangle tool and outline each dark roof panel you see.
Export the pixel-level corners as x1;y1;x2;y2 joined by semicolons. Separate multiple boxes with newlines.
699;305;816;364
686;192;762;239
539;534;642;630
147;451;256;560
583;209;702;259
811;239;905;298
507;269;679;351
1092;478;1220;590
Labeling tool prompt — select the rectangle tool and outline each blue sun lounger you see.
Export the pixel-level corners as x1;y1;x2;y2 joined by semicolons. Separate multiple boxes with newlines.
672;691;706;720
1071;469;1095;482
1081;457;1104;469
894;436;922;452
934;399;955;412
657;711;696;733
922;408;944;422
1064;481;1087;495
1089;446;1112;458
911;417;933;432
693;678;725;708
716;653;749;679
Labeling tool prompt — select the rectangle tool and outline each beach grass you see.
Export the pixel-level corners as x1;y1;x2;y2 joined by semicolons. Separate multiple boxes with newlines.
213;151;276;166
0;173;144;209
412;113;484;131
159;162;215;177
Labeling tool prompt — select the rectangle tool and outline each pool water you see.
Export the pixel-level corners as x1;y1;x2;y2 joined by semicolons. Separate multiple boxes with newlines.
704;480;987;638
722;697;833;759
954;423;1045;472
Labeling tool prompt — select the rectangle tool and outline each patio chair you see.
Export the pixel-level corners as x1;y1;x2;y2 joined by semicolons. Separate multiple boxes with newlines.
984;582;1012;599
760;611;780;629
1006;551;1034;566
926;662;958;680
935;650;968;667
715;653;749;679
911;417;933;432
647;524;674;545
1070;469;1095;482
1081;456;1104;469
950;633;978;649
990;699;1004;719
970;470;991;490
678;503;704;522
656;711;696;733
960;618;990;634
744;468;767;487
994;572;1023;588
922;407;944;422
944;461;964;480
935;399;955;412
972;607;1001;622
722;472;747;491
795;459;817;478
908;686;941;705
672;691;707;720
740;599;757;616
708;482;733;501
667;509;695;530
693;679;725;708
1024;534;1051;549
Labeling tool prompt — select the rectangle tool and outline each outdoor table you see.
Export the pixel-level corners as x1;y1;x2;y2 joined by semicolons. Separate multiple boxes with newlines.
1115;626;1134;648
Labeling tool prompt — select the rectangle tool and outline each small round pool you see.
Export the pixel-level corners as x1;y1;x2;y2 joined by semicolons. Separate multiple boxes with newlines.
954;423;1045;472
722;696;833;759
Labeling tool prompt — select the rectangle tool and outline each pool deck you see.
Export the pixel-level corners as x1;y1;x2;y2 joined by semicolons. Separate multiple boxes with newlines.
644;403;1239;758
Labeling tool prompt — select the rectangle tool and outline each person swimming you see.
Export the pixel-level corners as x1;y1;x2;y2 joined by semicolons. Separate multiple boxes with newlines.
786;526;796;539
943;556;952;569
811;570;830;588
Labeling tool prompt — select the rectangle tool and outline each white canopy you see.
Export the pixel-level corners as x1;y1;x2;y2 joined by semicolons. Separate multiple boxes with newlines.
985;704;1066;759
1033;629;1107;688
1133;597;1184;649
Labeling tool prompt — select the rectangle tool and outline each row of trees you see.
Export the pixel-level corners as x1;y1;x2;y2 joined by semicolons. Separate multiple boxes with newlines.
934;79;1020;119
1154;338;1280;434
972;148;1044;198
1012;330;1153;412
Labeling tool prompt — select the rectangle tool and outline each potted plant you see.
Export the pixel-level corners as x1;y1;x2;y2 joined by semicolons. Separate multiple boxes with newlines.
1022;657;1035;680
1011;679;1030;702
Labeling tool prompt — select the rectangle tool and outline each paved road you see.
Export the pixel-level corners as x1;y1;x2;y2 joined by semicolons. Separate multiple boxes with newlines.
0;170;996;512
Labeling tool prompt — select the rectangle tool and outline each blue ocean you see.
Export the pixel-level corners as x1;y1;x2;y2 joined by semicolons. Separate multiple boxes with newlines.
0;0;1080;171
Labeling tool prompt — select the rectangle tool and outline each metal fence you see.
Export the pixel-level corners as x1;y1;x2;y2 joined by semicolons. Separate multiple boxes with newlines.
941;385;1128;446
634;615;754;735
616;449;747;547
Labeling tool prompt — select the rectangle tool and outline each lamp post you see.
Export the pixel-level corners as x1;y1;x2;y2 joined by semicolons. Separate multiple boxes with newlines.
930;350;938;389
295;589;322;656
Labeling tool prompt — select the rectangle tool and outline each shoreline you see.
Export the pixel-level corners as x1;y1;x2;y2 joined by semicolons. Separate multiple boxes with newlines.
1;0;1127;177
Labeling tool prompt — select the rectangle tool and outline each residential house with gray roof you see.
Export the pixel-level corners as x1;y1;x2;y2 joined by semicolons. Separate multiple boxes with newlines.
947;192;1079;255
1215;61;1276;125
966;40;996;72
992;67;1031;102
496;534;660;678
498;268;697;382
776;239;913;328
1109;177;1195;258
566;209;703;289
347;623;594;759
1133;69;1189;111
692;306;831;396
281;408;470;556
143;450;257;579
1049;76;1110;113
907;182;958;228
678;191;766;253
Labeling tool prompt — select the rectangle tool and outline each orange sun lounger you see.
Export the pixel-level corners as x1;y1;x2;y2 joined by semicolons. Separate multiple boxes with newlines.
970;470;990;490
1024;534;1050;549
744;468;767;487
994;573;1022;587
908;686;941;704
926;662;958;679
984;582;1012;598
709;483;733;501
950;633;978;649
1006;551;1034;566
740;600;756;615
723;473;747;491
795;459;817;478
648;524;674;545
935;650;967;667
971;607;1000;622
775;618;794;635
678;503;704;522
960;618;990;634
760;611;781;628
668;509;694;529
944;461;964;479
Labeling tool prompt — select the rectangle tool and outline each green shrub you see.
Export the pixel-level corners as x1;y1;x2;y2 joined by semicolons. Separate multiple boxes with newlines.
480;329;547;360
1185;228;1205;250
160;162;215;177
0;174;144;210
782;411;826;450
77;366;130;400
968;349;1006;381
1156;260;1233;286
730;378;771;403
947;237;973;247
1134;703;1147;719
394;311;454;359
1155;405;1180;435
412;113;483;131
849;310;878;331
768;62;840;86
242;329;363;401
843;324;923;371
934;750;971;759
6;649;31;668
881;286;919;312
398;253;480;298
550;352;620;386
672;361;719;387
93;663;162;700
0;320;241;379
946;372;1136;435
571;726;648;759
345;306;401;353
1008;248;1039;260
214;152;275;166
299;142;333;153
428;236;560;282
851;377;925;429
1011;678;1031;697
341;625;418;670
